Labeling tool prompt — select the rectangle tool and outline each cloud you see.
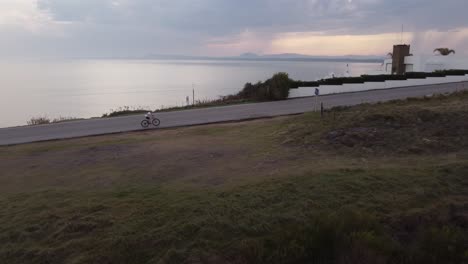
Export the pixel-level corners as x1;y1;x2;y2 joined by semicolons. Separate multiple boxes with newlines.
270;32;415;56
0;0;55;33
0;0;467;57
37;0;468;34
36;0;370;33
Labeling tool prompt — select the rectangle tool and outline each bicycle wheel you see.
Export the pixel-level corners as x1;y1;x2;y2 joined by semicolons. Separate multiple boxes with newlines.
141;120;150;128
152;118;161;127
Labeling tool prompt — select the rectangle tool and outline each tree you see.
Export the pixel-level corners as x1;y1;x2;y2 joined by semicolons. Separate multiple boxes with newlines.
265;72;292;100
434;48;456;56
238;72;293;101
239;82;255;98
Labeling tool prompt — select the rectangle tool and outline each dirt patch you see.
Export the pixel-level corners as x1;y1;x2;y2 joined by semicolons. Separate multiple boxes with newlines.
324;110;468;155
0;117;298;192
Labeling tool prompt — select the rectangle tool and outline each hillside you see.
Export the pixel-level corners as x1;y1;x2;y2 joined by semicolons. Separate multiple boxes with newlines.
1;91;467;264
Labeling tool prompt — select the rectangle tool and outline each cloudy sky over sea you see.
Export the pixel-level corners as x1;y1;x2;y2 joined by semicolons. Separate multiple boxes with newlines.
1;0;467;58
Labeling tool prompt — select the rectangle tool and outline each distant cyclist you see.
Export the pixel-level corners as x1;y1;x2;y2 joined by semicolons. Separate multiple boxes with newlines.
144;112;154;120
141;112;161;128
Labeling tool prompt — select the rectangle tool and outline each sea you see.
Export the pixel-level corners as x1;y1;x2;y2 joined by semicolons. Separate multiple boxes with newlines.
0;59;380;128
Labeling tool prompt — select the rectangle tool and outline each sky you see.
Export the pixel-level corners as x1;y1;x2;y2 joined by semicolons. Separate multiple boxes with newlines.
0;0;467;58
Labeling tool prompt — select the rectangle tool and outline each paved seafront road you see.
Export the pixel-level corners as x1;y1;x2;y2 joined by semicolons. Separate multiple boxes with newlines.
1;81;467;146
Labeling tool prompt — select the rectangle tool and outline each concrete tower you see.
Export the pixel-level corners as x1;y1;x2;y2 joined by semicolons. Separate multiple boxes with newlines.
392;44;410;75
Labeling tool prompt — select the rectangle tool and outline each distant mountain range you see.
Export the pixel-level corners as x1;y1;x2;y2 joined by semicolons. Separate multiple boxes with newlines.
142;53;384;63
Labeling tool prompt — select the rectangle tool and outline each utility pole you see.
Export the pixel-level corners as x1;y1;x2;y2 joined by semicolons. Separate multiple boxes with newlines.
320;102;324;118
314;88;320;112
192;83;195;105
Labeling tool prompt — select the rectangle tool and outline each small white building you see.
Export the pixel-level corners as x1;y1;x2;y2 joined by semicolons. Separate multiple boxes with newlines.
405;55;468;72
371;54;468;75
289;45;468;99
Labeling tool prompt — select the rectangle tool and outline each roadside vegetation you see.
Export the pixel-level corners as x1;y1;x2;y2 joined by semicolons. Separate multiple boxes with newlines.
100;69;468;118
155;97;252;113
26;70;468;122
3;91;468;263
293;69;468;87
101;106;152;118
27;116;82;126
101;72;294;118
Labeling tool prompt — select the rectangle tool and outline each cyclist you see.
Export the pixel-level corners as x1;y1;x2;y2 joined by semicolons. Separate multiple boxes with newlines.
144;112;154;120
141;111;160;128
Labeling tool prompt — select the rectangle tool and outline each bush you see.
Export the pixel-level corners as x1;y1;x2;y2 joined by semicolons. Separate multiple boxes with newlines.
240;69;468;102
318;78;343;85
238;82;261;99
436;69;468;76
405;72;428;79
425;72;447;77
342;77;366;84
52;117;80;123
27;116;51;126
410;225;468;264
290;81;300;88
384;75;407;81
267;72;292;100
102;106;151;118
231;211;395;264
360;75;408;82
295;81;320;87
238;72;293;101
360;75;385;82
318;77;365;85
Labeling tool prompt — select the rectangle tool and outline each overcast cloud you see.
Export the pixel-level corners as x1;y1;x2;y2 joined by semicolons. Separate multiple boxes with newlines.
1;0;467;58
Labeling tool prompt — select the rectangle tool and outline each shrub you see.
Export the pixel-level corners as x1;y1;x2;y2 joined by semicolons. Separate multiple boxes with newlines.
360;75;407;82
384;75;407;81
27;116;51;126
290;81;300;88
436;69;468;76
102;106;151;118
52;117;80;123
319;79;341;85
266;72;292;100
342;77;366;84
425;72;447;77
405;72;428;79
238;72;293;101
295;81;320;87
410;225;468;264
231;211;395;264
322;77;366;85
360;75;388;82
238;82;260;99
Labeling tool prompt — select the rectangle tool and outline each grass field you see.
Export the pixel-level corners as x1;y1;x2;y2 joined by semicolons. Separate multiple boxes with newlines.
1;92;468;264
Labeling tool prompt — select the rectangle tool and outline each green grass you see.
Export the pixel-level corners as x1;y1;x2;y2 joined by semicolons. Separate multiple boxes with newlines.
1;91;468;264
1;164;467;263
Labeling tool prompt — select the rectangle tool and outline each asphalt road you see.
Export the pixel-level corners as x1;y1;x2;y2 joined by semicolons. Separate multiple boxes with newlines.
1;81;467;146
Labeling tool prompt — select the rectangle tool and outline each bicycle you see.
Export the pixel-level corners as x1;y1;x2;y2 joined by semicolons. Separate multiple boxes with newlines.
141;112;161;128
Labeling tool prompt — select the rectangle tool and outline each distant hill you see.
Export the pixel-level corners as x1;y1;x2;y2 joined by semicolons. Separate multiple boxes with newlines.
239;52;260;58
144;53;384;63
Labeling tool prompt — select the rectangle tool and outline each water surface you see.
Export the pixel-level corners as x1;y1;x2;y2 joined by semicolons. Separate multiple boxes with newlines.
0;59;379;127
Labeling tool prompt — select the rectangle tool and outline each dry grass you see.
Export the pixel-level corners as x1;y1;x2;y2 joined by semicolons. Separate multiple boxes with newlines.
1;92;468;263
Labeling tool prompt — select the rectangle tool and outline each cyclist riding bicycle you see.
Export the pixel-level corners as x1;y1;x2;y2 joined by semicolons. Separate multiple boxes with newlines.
141;112;161;128
144;112;155;120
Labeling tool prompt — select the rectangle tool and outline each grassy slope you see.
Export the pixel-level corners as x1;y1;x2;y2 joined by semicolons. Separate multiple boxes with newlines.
1;92;468;264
